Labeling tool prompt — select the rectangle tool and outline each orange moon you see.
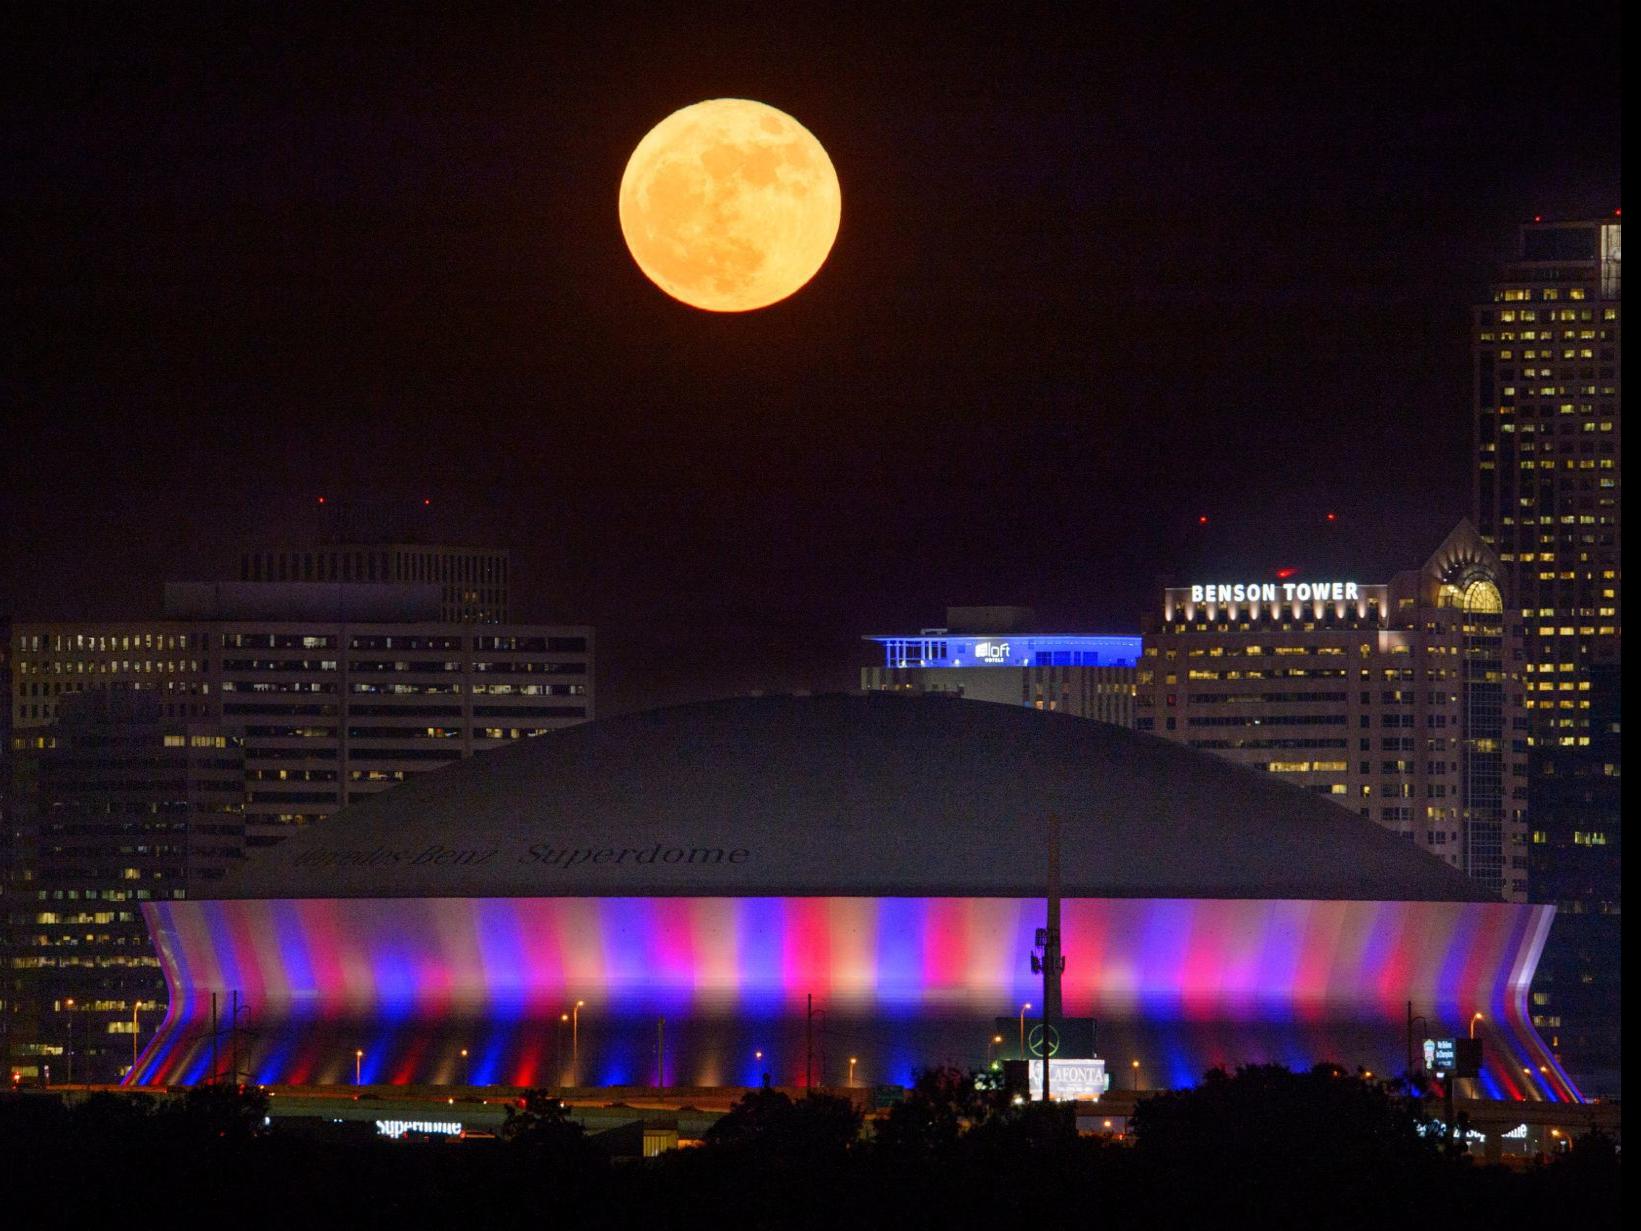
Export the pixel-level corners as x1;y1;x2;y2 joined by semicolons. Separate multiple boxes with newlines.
619;99;841;312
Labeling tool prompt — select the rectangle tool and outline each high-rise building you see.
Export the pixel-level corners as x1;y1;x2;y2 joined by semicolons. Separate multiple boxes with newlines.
6;691;244;1083
1138;523;1528;902
4;579;592;1080
861;607;1140;726
1473;215;1621;743
1473;215;1622;1094
1;618;13;1077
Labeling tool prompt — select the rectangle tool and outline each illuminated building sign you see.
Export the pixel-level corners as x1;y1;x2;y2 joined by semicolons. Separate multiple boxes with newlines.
375;1119;462;1139
1425;1037;1482;1077
1428;1037;1457;1074
1028;1058;1109;1101
1189;582;1362;604
868;634;1141;670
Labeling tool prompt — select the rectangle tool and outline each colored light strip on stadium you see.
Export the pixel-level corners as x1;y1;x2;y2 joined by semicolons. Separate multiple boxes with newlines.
130;896;1576;1101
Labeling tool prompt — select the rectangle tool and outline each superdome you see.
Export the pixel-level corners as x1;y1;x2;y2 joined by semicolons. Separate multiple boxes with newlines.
216;693;1489;903
134;694;1576;1102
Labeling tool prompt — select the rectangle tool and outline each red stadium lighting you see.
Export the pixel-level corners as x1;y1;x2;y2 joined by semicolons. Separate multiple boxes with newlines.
1197;515;1209;526
1276;567;1297;580
317;496;326;505
1533;214;1543;223
1325;512;1337;522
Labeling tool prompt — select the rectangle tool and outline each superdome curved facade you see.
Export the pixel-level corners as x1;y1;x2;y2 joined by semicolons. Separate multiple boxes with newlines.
132;695;1576;1100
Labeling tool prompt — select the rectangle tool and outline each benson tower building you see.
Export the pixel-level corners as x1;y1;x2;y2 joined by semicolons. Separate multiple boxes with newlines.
1138;523;1528;903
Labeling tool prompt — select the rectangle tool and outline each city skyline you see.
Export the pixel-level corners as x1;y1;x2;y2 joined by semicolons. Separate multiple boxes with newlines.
2;7;1622;716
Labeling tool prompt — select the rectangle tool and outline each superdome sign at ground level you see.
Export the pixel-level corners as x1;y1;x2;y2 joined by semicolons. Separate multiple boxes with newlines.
131;894;1577;1103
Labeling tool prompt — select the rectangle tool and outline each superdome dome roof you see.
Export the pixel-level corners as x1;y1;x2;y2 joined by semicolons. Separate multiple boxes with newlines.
215;694;1493;903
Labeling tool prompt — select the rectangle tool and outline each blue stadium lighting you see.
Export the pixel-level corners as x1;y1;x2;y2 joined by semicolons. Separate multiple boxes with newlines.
867;634;1142;670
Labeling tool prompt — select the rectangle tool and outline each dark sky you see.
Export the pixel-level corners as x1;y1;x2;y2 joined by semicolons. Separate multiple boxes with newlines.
2;5;1622;714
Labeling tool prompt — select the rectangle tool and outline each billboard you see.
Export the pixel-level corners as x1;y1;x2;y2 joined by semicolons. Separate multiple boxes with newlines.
993;1017;1095;1059
1028;1058;1108;1101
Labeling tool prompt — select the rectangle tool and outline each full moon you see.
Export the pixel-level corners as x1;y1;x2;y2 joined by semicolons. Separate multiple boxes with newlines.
619;99;841;312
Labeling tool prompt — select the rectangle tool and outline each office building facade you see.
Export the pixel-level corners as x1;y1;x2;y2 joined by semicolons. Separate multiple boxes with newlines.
5;692;244;1083
1138;523;1528;902
1473;215;1621;746
4;582;592;1080
1473;216;1622;1093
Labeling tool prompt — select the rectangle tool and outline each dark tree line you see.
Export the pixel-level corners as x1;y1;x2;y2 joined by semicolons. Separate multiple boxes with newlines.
0;1066;1619;1229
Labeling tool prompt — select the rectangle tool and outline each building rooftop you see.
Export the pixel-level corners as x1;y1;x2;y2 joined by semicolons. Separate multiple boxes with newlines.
212;693;1493;903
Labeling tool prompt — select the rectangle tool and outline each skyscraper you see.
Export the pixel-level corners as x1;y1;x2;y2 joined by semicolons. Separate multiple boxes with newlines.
1138;523;1528;902
1473;215;1622;1093
1473;215;1621;744
5;691;244;1083
4;576;592;1082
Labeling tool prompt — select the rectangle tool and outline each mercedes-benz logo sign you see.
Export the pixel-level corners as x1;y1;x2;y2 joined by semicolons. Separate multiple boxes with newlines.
1027;1023;1061;1058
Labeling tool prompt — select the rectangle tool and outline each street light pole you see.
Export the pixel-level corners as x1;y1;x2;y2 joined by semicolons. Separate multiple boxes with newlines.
355;1049;363;1086
1042;813;1062;1104
1405;1001;1430;1085
849;1057;858;1087
1132;1059;1140;1092
657;1018;665;1090
64;998;75;1085
131;1001;140;1078
1470;1012;1484;1039
572;1000;585;1080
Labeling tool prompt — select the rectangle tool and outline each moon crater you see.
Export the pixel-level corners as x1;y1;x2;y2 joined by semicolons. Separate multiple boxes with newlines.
620;99;841;312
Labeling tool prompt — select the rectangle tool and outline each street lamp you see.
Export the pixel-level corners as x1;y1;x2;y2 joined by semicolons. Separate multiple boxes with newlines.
1470;1012;1484;1039
988;1034;1003;1064
572;1000;586;1077
1131;1059;1140;1092
1018;1003;1032;1060
64;998;75;1085
355;1049;364;1086
849;1057;858;1087
459;1047;469;1086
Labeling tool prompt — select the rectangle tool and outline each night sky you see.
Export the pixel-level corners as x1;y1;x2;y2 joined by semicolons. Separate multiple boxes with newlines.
2;6;1621;714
